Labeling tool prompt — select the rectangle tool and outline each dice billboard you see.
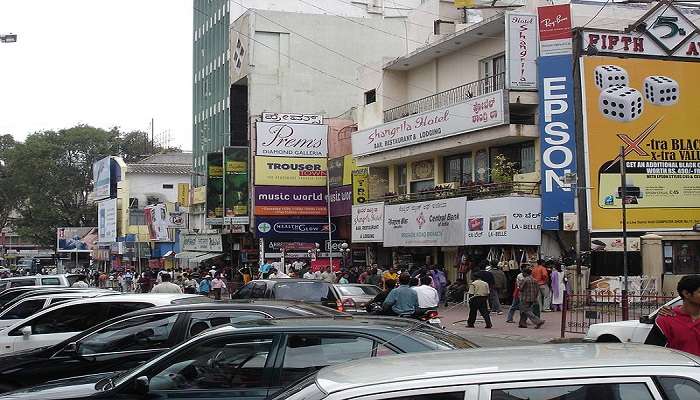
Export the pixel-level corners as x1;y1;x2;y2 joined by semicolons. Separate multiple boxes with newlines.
581;56;700;231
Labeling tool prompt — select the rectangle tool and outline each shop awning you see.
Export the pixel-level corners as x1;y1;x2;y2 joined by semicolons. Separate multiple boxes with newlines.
162;251;175;258
190;252;223;263
175;251;206;259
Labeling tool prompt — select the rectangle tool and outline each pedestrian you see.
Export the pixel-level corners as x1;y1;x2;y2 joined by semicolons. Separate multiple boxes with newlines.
137;272;154;293
303;268;316;280
151;273;182;294
357;267;369;284
430;266;448;306
491;264;508;310
198;275;212;296
532;259;552;312
366;267;381;287
473;263;499;314
241;267;252;284
320;266;336;284
506;268;526;323
518;268;545;329
182;273;198;294
550;264;567;311
338;272;349;284
71;277;89;288
259;259;272;279
382;265;399;288
466;273;492;328
647;275;700;356
413;276;440;314
211;273;227;300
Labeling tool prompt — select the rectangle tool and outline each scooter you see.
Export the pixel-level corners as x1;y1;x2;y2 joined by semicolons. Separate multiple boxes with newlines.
366;302;444;329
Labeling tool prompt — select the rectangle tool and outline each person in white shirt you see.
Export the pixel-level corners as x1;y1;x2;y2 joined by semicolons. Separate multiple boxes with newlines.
303;269;316;280
413;276;440;313
71;278;89;288
269;268;290;279
150;273;183;294
320;266;336;283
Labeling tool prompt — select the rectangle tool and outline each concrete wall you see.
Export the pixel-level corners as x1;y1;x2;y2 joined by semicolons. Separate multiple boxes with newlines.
125;173;192;210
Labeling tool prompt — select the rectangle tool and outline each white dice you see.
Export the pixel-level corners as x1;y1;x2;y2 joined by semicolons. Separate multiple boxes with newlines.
594;65;629;89
599;85;643;122
643;76;679;106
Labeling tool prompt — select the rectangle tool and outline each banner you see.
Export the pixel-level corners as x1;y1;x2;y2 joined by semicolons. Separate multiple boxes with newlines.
352;203;385;243
255;122;328;157
261;112;323;125
92;156;111;200
177;183;190;206
167;210;188;229
352;167;369;204
57;227;98;252
328;157;344;188
181;233;223;252
254;186;327;216
384;197;466;247
255;217;336;241
506;11;538;90
145;204;171;241
255;156;327;186
465;197;541;245
342;154;355;186
192;186;206;205
329;185;352;217
537;4;572;57
224;146;250;225
206;152;224;225
98;198;117;243
581;56;700;231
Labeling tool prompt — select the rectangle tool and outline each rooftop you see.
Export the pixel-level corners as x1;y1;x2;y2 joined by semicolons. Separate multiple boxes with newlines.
136;152;192;165
126;151;193;175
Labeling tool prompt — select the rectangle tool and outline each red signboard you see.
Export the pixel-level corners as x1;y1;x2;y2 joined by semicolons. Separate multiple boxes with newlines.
537;4;572;41
310;258;341;272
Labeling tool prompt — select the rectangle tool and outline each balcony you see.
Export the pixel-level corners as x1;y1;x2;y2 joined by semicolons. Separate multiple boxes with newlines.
383;73;506;123
373;180;539;205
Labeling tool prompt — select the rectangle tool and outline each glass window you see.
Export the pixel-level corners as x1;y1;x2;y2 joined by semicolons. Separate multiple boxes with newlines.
9;280;35;288
233;282;253;299
410;179;435;193
474;149;489;183
336;286;381;296
491;383;654;400
280;335;374;386
187;311;267;338
78;313;179;355
658;377;700;400
49;297;76;305
444;153;473;184
40;278;61;286
251;282;268;298
381;393;464;400
272;282;335;302
148;336;274;391
106;302;154;320
21;303;107;335
2;299;45;320
521;142;536;173
666;241;700;275
397;164;407;195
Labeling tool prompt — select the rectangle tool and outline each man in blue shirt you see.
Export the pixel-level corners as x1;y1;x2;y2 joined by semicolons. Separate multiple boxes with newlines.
383;273;419;316
259;260;272;279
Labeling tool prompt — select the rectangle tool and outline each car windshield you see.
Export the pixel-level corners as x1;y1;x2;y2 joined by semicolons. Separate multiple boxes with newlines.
273;282;332;302
410;325;476;350
337;285;380;296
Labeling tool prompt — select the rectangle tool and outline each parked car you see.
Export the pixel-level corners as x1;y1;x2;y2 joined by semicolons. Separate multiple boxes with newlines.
333;283;381;313
0;300;344;393
584;296;681;343
0;293;203;355
0;274;85;291
0;316;475;399
275;343;700;400
0;287;102;308
0;288;115;313
232;279;346;311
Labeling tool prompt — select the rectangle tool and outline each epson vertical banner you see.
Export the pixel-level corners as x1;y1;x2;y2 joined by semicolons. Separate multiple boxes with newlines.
537;4;576;230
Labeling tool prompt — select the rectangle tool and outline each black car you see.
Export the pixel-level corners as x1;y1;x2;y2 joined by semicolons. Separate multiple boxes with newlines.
0;300;342;393
1;316;476;399
233;279;346;311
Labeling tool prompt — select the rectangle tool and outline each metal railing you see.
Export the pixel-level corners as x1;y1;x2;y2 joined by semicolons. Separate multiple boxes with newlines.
371;181;539;205
383;72;506;123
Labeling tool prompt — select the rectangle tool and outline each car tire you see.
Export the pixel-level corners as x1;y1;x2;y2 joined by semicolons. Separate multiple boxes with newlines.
596;334;621;343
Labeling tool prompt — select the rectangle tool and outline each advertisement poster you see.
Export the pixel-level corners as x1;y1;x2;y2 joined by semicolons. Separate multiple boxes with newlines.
352;203;385;243
352;90;506;156
224;146;250;225
537;3;572;57
181;233;223;252
177;183;190;206
206;152;224;225
384;197;466;247
352;167;369;204
328;156;344;188
167;210;188;229
255;122;328;157
255;217;336;241
255;156;327;187
465;197;541;245
254;186;327;216
98;198;117;243
506;11;538;90
145;204;171;241
582;56;700;231
329;185;352;217
57;227;98;252
92;156;111;200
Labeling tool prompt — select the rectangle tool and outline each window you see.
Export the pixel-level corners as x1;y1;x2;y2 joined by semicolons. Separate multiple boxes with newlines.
162;184;174;189
410;180;435;193
664;241;700;275
105;302;154;320
233;282;254;299
40;277;61;285
129;209;146;226
379;393;464;400
397;164;407;195
490;141;536;176
2;299;45;320
272;282;335;303
49;297;76;305
79;313;179;355
148;336;274;391
474;149;489;183
336;286;381;297
9;280;35;288
19;303;107;335
444;153;473;184
491;383;654;400
187;311;267;338
128;198;139;209
480;53;506;92
280;335;374;386
657;377;700;400
365;89;376;105
251;282;268;298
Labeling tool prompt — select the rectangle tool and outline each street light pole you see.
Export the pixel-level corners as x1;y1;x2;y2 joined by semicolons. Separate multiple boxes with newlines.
620;146;629;320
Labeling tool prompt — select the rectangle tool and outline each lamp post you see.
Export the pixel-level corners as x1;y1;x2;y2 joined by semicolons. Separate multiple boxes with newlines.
339;242;351;270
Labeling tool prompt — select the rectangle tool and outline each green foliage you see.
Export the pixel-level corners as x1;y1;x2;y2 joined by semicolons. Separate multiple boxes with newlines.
491;153;519;183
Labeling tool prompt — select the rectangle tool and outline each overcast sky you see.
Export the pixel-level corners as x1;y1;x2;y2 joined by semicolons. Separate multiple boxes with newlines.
0;0;193;150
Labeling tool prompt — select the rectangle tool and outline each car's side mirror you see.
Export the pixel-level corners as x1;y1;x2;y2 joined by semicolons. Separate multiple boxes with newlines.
640;315;652;324
62;342;78;353
133;375;149;395
20;326;31;337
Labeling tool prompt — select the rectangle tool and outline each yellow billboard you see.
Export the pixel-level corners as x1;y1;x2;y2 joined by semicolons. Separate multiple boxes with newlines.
582;56;700;231
192;186;206;205
177;183;190;206
342;154;356;186
255;156;327;186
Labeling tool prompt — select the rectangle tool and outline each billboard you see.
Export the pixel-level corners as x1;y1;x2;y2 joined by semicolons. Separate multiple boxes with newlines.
352;203;384;243
506;11;538;90
384;197;466;247
97;198;117;243
465;197;541;245
177;183;190;206
92;156;111;200
328;156;344;188
537;4;572;57
224;146;250;225
167;210;188;229
206;152;224;225
581;56;700;231
255;217;336;242
329;185;352;217
352;167;369;204
256;122;328;157
254;186;327;216
254;156;327;187
144;204;171;241
57;227;98;252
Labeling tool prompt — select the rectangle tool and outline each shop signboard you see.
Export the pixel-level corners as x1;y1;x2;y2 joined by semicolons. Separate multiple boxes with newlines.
384;197;466;247
255;156;327;187
465;197;541;245
261;112;323;125
224;146;250;225
57;227;98;252
537;3;572;57
254;186;327;216
206;152;224;225
256;122;328;158
144;204;171;242
97;198;117;243
352;167;369;204
581;56;700;231
352;90;506;156
591;237;641;252
181;233;223;252
505;11;538;90
329;185;352;217
177;183;190;206
328;157;344;188
351;203;384;243
192;186;206;205
92;156;112;200
255;217;336;242
167;210;188;229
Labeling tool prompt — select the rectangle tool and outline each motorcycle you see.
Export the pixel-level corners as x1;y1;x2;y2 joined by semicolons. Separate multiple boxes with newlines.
365;302;444;329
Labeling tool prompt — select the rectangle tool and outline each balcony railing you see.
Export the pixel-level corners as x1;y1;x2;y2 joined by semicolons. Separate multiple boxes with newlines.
372;180;539;204
383;72;506;123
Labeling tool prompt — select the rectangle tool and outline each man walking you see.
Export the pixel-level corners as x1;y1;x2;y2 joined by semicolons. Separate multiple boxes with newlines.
518;268;545;329
151;273;183;294
467;273;492;328
532;259;552;312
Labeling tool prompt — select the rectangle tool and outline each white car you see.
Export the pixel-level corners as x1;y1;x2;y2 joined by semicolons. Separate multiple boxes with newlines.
0;274;83;291
585;296;681;343
0;293;201;354
0;290;115;329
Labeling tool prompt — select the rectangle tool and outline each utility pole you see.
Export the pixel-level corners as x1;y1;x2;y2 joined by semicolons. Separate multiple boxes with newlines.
620;146;629;320
151;118;155;154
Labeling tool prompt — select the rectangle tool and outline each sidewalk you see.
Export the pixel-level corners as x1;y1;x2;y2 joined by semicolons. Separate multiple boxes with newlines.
439;303;584;345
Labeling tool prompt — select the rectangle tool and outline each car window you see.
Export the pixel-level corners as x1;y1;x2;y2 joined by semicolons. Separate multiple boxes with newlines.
49;297;77;305
337;286;381;296
17;303;107;335
66;275;83;286
234;283;254;299
374;394;465;400
657;377;700;400
280;334;374;387
9;280;35;288
40;278;61;285
251;282;268;298
491;383;654;400
411;326;475;350
1;299;45;320
78;313;179;355
0;290;30;307
272;282;334;302
105;302;154;319
187;311;268;338
148;336;274;391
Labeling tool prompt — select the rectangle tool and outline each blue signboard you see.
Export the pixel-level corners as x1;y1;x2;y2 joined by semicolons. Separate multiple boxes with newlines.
538;54;577;230
255;217;336;241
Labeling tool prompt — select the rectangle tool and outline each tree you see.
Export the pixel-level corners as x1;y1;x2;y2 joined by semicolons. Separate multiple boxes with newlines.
0;134;18;233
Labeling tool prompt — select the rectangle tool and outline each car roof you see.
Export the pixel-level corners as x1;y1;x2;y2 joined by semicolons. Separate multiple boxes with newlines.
13;291;110;300
251;279;330;284
315;343;700;393
108;299;342;316
203;315;428;335
0;274;70;281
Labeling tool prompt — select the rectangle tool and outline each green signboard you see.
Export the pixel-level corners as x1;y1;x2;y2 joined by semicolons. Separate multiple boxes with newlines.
224;146;250;225
206;152;223;225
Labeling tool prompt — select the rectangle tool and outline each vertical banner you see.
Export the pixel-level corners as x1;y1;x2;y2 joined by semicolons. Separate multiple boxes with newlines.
352;167;369;204
177;183;190;206
538;4;576;230
224;146;250;225
506;11;538;90
97;198;117;243
92;156;112;201
206;152;224;225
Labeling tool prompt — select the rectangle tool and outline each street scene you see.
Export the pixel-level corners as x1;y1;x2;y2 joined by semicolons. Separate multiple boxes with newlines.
1;0;700;399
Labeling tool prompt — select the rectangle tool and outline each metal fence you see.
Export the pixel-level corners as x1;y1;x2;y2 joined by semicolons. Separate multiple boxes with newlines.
562;291;676;336
383;73;506;123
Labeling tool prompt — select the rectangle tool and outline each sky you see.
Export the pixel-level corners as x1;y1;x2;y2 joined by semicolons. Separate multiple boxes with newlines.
0;0;193;150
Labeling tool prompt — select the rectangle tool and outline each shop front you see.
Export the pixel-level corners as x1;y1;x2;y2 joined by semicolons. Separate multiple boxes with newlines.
179;233;224;270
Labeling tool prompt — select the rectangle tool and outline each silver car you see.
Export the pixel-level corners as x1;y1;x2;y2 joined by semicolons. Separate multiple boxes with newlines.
278;343;700;400
333;283;381;313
